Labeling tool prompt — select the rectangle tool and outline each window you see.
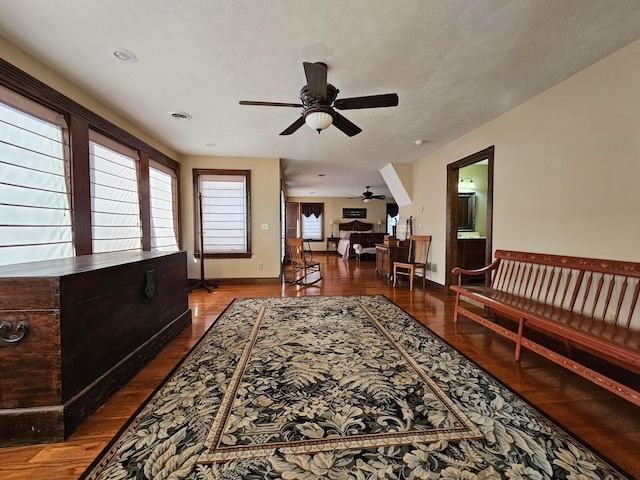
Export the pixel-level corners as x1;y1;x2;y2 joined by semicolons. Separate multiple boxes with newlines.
149;161;179;251
89;131;142;253
300;203;324;241
0;85;73;267
386;202;399;237
194;169;251;257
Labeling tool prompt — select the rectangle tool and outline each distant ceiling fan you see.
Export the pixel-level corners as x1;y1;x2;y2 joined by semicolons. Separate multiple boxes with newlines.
239;62;398;136
349;186;386;203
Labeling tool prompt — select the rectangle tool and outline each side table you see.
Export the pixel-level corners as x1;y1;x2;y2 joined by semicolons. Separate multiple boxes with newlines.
326;236;339;253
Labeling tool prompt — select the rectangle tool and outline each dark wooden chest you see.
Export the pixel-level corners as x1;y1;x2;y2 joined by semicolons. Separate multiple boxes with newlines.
0;251;192;446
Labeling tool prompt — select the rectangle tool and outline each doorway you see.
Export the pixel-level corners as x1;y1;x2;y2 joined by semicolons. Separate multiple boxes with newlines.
445;146;494;288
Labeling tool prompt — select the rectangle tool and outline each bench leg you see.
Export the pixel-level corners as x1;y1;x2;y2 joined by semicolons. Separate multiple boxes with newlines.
486;306;496;322
515;317;525;361
453;293;461;323
563;339;574;359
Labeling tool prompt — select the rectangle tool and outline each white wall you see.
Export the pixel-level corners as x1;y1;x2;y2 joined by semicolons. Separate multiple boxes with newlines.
180;155;282;279
459;163;488;237
407;38;640;285
0;36;178;160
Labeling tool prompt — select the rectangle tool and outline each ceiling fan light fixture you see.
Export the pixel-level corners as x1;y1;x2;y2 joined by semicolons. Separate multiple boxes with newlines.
363;198;371;203
304;111;333;133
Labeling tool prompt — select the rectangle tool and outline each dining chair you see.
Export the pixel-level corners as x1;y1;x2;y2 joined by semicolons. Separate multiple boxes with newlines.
393;235;432;291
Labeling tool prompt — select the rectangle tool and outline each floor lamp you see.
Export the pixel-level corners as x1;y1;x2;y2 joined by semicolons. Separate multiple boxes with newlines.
190;192;215;293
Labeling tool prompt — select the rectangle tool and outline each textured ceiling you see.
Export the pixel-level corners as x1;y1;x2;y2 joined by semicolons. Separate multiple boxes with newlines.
1;0;640;198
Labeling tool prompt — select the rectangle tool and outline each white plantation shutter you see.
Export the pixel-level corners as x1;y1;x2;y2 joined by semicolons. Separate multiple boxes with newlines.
149;161;179;251
89;131;142;253
199;173;248;253
301;213;323;240
0;85;73;266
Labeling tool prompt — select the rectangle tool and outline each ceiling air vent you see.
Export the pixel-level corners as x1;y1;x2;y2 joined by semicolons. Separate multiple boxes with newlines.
168;111;192;120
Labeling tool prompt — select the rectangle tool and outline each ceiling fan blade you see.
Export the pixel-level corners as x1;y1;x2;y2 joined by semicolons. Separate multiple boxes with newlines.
372;195;386;199
280;116;306;135
332;112;362;137
303;62;328;101
334;93;399;110
240;100;303;107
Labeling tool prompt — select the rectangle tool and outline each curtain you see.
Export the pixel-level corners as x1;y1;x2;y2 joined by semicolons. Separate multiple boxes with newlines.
301;203;323;218
386;203;399;218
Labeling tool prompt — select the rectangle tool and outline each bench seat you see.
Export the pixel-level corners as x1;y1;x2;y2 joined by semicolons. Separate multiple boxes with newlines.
452;250;640;406
458;286;640;369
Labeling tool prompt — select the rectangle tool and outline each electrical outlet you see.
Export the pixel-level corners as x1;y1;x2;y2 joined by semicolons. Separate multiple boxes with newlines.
257;262;263;270
261;224;269;230
605;312;615;322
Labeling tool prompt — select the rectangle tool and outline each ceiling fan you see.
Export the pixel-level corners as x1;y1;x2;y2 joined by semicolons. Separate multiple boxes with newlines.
349;186;387;203
239;62;398;137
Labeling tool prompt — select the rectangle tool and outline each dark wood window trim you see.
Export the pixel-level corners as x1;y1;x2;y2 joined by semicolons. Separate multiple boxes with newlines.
0;58;182;253
193;169;252;259
68;114;92;255
139;152;151;251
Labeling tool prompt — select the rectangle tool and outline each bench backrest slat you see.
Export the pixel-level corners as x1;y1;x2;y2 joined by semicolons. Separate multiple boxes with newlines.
604;276;616;323
615;279;628;327
560;270;573;308
579;273;593;316
591;275;605;319
627;282;640;329
505;260;517;291
569;270;585;311
544;268;556;305
536;266;548;303
491;251;640;331
531;265;540;298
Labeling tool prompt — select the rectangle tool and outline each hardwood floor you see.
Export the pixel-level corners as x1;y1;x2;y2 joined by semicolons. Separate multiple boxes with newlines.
1;253;638;479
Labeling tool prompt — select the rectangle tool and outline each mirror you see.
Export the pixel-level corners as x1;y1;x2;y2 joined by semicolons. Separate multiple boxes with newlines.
458;192;476;231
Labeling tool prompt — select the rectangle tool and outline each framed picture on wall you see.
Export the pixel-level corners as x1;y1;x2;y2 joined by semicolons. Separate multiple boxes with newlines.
343;208;367;219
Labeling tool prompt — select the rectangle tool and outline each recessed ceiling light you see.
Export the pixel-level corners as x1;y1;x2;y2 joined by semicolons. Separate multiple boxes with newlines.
109;47;137;63
168;111;192;120
414;139;424;146
206;142;216;147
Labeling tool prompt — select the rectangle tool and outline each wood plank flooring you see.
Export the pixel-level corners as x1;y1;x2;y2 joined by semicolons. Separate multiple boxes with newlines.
1;253;638;479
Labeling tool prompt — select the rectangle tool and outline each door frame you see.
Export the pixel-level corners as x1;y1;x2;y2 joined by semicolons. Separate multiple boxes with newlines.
445;146;494;288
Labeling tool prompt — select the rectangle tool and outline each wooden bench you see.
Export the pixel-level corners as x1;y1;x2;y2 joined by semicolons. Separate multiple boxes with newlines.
451;250;640;406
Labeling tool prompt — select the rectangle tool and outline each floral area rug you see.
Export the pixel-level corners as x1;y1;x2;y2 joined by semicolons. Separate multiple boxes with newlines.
81;295;631;479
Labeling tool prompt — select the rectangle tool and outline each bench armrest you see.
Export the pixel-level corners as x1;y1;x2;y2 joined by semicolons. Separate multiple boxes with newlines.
452;258;501;286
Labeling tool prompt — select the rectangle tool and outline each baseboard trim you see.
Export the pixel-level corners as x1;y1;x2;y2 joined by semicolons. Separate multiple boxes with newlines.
189;277;281;286
426;279;447;294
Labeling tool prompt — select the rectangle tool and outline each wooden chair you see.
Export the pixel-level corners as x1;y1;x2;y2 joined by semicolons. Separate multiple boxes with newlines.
393;235;432;291
285;237;322;285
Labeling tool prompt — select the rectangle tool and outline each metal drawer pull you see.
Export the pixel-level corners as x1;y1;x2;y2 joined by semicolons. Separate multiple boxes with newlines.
0;321;29;344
